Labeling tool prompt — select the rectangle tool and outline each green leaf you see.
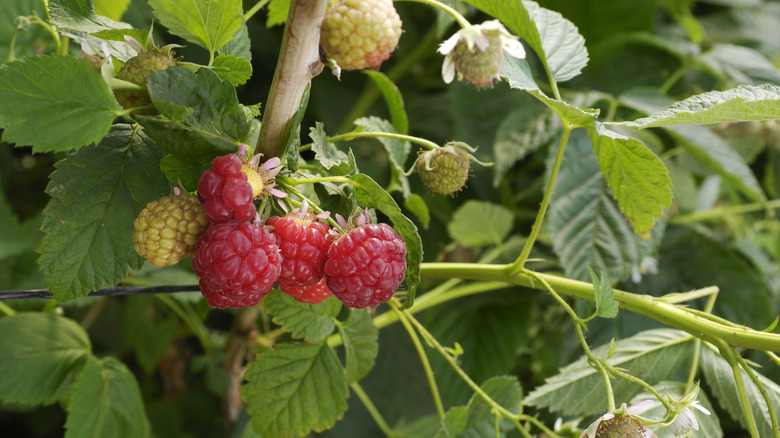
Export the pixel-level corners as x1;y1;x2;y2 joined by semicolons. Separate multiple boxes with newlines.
283;82;311;173
436;406;470;438
38;125;171;301
701;347;780;437
64;356;151;438
349;173;422;307
589;268;618;318
263;289;342;343
311;122;349;169
242;342;349;438
404;193;431;230
0;55;119;151
267;0;291;27
547;130;664;281
159;155;211;193
94;0;132;21
588;124;672;236
698;43;780;85
211;54;252;85
121;295;179;375
0;313;91;406
139;66;249;164
618;84;780;128
436;376;523;438
338;309;378;384
524;329;693;416
462;0;589;82
629;381;722;438
354;116;411;197
0;0;48;62
149;0;243;53
668;125;765;202
364;70;408;135
47;0;132;34
219;23;252;61
447;200;514;248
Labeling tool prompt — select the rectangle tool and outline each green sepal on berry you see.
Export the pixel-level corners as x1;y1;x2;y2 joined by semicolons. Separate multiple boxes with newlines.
319;0;403;71
133;189;210;268
415;141;488;196
114;38;179;115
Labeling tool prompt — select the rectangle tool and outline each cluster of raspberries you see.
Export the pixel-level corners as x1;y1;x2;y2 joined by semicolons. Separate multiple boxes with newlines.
133;153;407;309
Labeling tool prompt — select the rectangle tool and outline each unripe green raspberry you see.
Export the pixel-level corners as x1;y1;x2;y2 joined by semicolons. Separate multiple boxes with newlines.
320;0;402;71
595;415;647;437
416;142;471;196
450;28;504;89
115;48;177;115
133;191;209;268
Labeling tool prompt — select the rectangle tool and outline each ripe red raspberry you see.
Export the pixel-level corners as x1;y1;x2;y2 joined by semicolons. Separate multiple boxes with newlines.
133;190;209;268
114;47;177;114
267;206;332;288
198;154;257;223
319;0;403;71
324;219;406;308
280;277;333;304
192;221;281;309
416;142;473;196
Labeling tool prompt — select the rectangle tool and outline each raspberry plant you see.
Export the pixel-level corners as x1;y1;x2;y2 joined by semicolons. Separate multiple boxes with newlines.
1;1;780;437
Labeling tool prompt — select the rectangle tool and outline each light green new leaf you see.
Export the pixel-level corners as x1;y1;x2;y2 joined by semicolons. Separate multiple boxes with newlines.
589;268;618;318
588;124;672;236
149;0;243;53
338;309;378;384
242;342;348;438
94;0;132;21
620;84;780;128
267;0;291;27
547;130;664;281
462;0;588;82
524;329;693;416
211;54;252;85
701;347;780;437
630;381;722;438
669;125;765;202
0;55;119;151
64;357;151;438
263;290;342;343
0;313;91;406
310;122;349;170
350;173;422;307
38;125;171;301
364;70;409;135
447;201;513;248
47;0;133;34
219;24;252;61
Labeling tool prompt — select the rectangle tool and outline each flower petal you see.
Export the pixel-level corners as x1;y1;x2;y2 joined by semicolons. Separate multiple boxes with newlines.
502;37;526;59
438;33;460;55
441;55;455;84
691;402;711;416
475;33;490;52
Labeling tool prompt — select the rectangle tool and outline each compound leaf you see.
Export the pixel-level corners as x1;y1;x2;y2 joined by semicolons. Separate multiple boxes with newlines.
338;309;378;384
38;125;170;301
242;342;348;438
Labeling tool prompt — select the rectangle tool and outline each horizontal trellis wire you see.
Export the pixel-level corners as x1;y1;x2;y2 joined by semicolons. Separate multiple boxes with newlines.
0;285;201;300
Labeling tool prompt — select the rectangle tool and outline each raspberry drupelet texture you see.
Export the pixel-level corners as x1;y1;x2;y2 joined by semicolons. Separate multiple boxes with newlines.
325;222;407;308
198;154;257;223
416;142;471;196
319;0;403;71
133;191;209;268
192;221;281;309
114;47;177;115
267;208;332;288
280;277;333;304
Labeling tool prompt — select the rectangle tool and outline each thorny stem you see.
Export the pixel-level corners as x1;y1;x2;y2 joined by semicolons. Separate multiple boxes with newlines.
685;291;718;394
390;304;446;420
300;131;440;152
350;382;395;437
396;0;471;29
256;0;328;159
510;124;573;274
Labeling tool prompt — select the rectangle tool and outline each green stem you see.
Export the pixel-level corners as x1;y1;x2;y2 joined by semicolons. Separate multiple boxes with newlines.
156;295;216;354
510;124;573;273
660;286;719;304
671;199;780;224
658;65;688;95
685;292;717;393
244;0;271;21
389;302;446;420
0;300;16;316
350;382;395;437
395;0;471;28
419;263;780;352
302;131;440;152
768;352;780;368
80;296;108;330
719;344;761;438
735;354;780;438
610;365;675;412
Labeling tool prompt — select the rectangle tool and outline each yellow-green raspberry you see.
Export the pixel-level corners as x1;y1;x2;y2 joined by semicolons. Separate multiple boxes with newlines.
320;0;402;71
416;142;471;196
133;192;209;268
115;47;177;115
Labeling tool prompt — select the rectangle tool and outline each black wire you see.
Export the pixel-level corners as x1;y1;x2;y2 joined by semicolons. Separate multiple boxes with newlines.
0;285;201;300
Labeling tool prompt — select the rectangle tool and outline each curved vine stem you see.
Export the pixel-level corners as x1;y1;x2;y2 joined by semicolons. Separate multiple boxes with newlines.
350;382;395;437
395;0;471;29
717;343;761;438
